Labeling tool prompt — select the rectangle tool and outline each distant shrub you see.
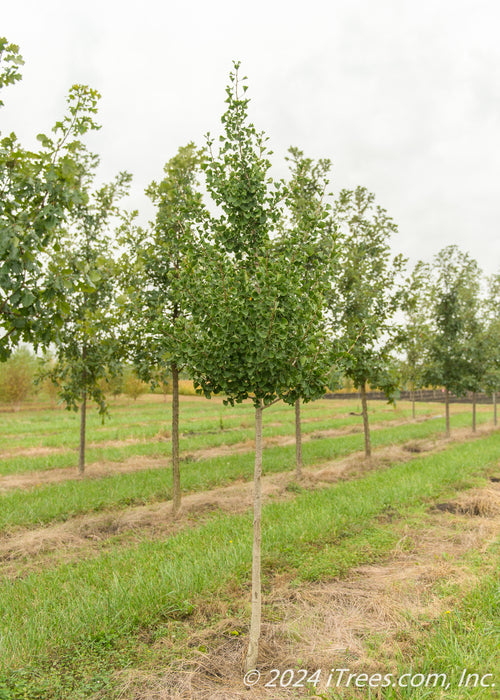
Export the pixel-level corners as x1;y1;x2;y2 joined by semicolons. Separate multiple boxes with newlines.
123;367;149;401
0;347;38;409
36;353;61;407
178;380;198;396
98;372;124;398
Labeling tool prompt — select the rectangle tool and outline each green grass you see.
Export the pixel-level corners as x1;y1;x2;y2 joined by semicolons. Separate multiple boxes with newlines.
0;409;493;530
391;574;499;699
0;432;498;697
0;397;483;475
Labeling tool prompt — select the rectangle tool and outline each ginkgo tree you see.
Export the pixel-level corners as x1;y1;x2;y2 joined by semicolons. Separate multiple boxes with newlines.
400;261;432;419
480;272;499;426
0;37;100;360
328;186;405;458
45;171;131;474
423;246;483;437
119;143;205;514
281;146;334;478
179;65;334;671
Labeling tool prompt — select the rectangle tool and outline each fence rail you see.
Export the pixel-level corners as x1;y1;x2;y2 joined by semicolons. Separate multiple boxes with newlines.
324;390;496;404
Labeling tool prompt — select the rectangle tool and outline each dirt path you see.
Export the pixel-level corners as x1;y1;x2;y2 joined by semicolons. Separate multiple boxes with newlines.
117;481;500;699
1;425;497;576
0;412;452;492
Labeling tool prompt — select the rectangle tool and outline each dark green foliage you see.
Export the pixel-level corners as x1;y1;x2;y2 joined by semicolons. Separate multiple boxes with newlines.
400;260;432;393
43;172;131;416
423;246;483;397
181;65;334;408
329;186;405;398
482;273;500;397
0;38;100;360
119;143;205;385
0;345;37;407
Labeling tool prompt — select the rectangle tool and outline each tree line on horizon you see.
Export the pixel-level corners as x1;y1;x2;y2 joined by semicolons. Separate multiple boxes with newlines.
1;40;499;671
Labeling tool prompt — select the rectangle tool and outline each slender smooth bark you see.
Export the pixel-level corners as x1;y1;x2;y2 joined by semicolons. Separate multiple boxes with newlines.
295;398;302;479
445;387;450;437
360;383;371;458
78;390;87;475
472;392;476;433
494;392;497;426
78;345;87;475
245;401;263;672
171;362;181;516
411;388;416;420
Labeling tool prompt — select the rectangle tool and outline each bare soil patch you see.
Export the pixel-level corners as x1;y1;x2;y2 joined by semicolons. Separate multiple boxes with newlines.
0;445;68;460
115;483;500;699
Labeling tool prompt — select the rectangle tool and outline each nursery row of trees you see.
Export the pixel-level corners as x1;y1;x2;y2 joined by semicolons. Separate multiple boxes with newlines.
1;41;499;669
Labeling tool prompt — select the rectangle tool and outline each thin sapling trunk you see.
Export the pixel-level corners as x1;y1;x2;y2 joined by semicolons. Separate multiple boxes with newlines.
78;390;87;475
171;362;181;515
494;392;497;426
245;400;263;672
78;345;87;475
472;392;476;433
295;398;302;479
360;382;371;458
445;387;450;437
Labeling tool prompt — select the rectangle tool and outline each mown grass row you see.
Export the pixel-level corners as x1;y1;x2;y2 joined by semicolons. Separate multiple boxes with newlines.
0;396;410;437
0;396;357;439
0;413;494;531
0;403;490;478
0;432;498;697
0;399;447;471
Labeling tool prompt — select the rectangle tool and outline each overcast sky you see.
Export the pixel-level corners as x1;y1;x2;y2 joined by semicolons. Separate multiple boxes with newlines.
2;0;499;275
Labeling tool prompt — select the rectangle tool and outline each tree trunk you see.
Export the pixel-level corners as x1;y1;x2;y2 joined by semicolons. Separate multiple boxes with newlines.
445;387;450;437
411;388;416;420
78;345;87;475
472;392;476;433
295;398;302;479
494;392;497;427
171;362;181;516
78;390;87;475
245;401;263;672
360;383;371;458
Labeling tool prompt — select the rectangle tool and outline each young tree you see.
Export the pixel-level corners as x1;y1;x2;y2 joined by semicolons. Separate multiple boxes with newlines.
482;273;500;426
282;147;333;478
329;186;405;457
45;172;131;473
0;38;100;360
0;345;37;409
180;65;333;671
119;143;205;515
400;261;432;419
423;246;483;437
122;366;148;401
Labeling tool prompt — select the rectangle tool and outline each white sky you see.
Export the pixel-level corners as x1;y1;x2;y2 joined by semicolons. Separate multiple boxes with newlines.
2;0;499;275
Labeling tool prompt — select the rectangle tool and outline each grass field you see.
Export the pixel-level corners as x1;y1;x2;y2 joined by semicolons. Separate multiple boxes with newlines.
0;395;498;699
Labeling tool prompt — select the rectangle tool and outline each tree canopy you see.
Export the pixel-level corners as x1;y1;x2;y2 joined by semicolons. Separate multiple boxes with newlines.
0;38;101;359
